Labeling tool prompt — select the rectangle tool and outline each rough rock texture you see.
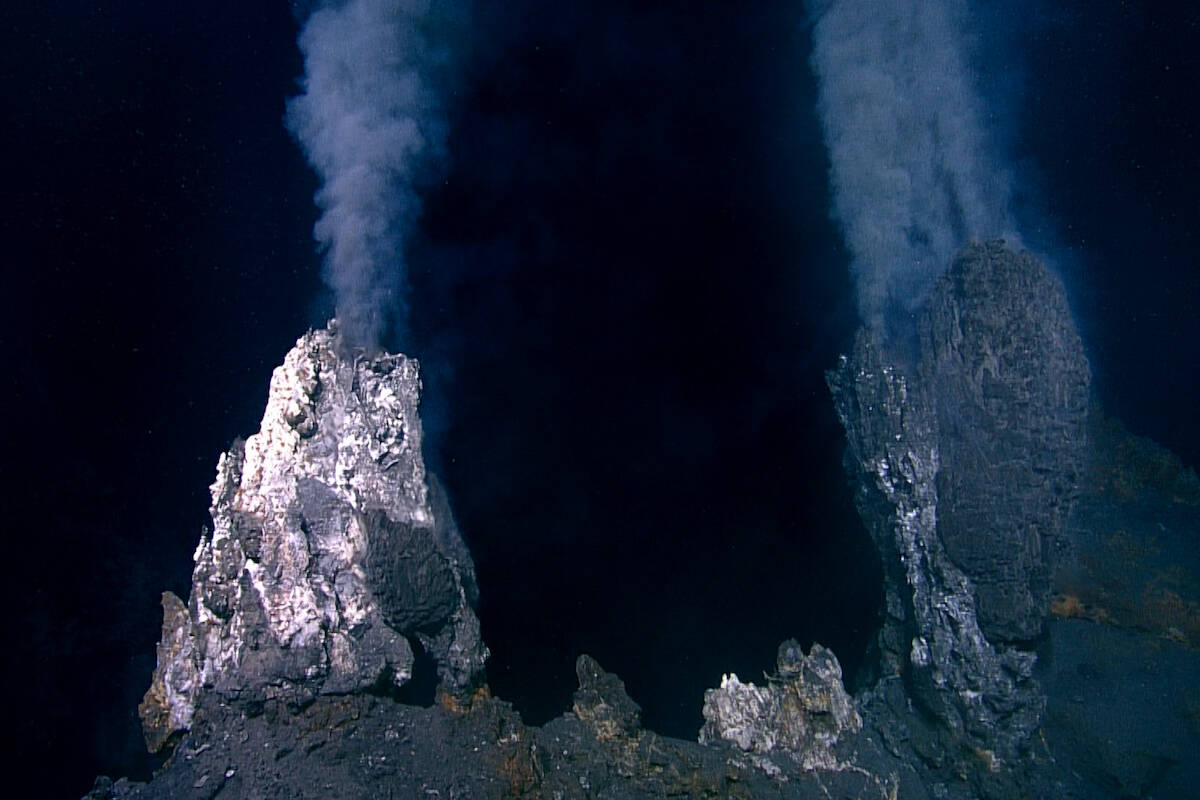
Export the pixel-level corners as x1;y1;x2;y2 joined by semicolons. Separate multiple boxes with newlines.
1036;410;1200;799
573;654;643;742
137;593;200;753
119;324;921;799
699;641;861;771
95;654;926;800
827;242;1087;796
922;241;1090;642
90;258;1198;798
829;328;1044;766
138;324;488;752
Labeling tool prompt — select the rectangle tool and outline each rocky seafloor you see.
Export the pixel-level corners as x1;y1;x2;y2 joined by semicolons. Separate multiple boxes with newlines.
88;242;1199;799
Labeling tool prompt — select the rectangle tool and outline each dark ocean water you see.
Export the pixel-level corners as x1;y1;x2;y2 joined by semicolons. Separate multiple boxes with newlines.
2;2;1195;796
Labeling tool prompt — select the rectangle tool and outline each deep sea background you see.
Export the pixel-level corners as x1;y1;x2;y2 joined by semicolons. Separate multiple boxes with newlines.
1;2;1195;796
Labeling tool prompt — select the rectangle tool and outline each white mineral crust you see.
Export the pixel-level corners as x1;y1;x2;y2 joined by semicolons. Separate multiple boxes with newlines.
196;327;428;684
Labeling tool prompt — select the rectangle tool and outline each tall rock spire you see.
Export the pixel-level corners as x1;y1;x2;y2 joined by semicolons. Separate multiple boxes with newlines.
139;323;487;752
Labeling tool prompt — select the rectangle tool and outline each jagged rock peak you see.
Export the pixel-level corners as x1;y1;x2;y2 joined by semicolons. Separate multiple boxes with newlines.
225;320;431;531
139;323;488;753
573;654;643;742
699;640;861;772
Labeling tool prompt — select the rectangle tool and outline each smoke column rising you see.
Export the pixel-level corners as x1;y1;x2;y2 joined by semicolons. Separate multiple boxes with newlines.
806;0;1018;337
287;0;453;351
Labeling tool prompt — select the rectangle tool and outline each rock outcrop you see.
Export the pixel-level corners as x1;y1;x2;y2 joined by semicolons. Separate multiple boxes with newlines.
699;640;861;771
120;321;922;800
91;244;1199;800
829;327;1045;767
138;324;488;752
827;241;1089;795
94;652;926;800
922;242;1090;642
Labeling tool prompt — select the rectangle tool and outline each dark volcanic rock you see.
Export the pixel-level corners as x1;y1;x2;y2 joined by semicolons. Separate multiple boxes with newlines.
110;302;1104;799
98;654;923;800
1036;410;1200;799
922;241;1090;642
573;654;643;742
1038;618;1200;800
115;323;920;800
91;246;1197;799
828;241;1088;797
829;328;1045;769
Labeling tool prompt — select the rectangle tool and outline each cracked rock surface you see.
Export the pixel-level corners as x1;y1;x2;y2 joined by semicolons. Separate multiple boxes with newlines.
700;640;861;771
922;241;1090;643
828;242;1089;798
138;324;488;753
110;322;923;800
97;272;1192;799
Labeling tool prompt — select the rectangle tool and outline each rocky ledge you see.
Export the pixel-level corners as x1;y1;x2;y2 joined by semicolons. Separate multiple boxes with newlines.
92;243;1197;799
101;321;924;800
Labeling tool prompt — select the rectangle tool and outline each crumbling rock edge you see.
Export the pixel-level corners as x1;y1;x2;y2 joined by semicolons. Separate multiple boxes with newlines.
112;321;924;800
699;640;862;772
137;323;488;756
94;241;1191;799
95;651;923;800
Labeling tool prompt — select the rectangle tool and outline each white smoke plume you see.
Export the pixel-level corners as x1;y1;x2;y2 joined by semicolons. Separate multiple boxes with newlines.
806;0;1018;336
287;0;457;351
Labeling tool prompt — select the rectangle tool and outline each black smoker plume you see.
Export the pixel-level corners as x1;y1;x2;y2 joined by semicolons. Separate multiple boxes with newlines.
805;0;1020;341
287;0;462;352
